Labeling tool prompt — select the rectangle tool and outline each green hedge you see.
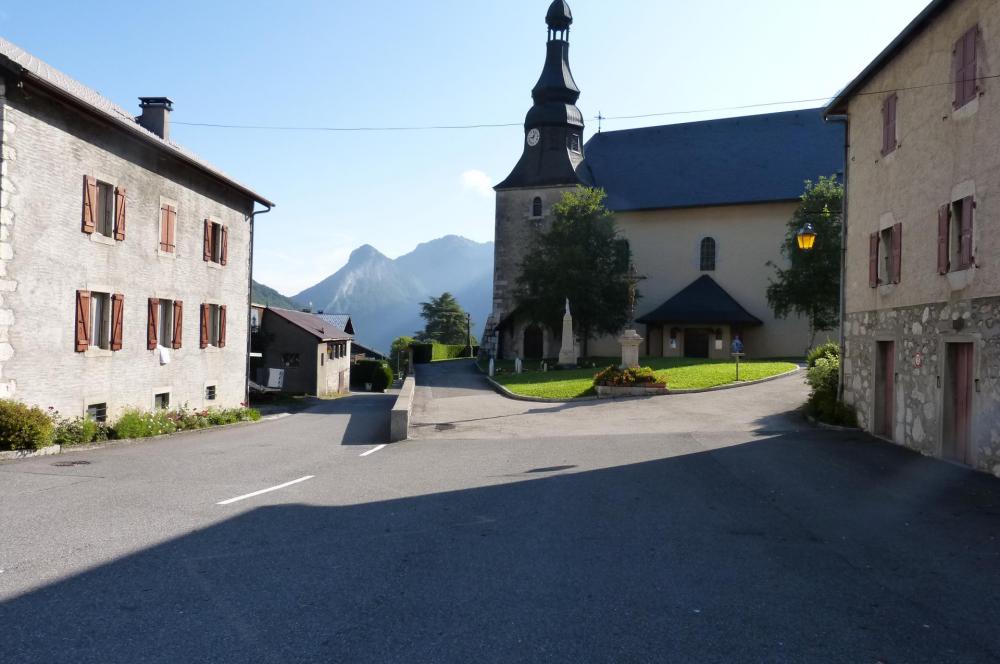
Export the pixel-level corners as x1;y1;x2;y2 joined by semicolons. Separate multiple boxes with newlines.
352;360;393;392
412;343;478;364
0;401;56;451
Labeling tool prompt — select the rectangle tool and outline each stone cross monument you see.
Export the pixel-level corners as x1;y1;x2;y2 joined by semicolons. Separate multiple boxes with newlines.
618;263;646;369
558;298;578;367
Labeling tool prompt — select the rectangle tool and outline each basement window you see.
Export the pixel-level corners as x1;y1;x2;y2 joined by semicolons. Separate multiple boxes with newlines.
154;392;170;410
205;385;217;401
86;403;108;423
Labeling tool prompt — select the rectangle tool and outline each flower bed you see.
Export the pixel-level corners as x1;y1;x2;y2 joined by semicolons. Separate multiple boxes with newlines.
593;366;669;398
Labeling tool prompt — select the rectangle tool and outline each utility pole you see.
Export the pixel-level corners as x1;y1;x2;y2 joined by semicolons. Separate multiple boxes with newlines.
467;313;472;357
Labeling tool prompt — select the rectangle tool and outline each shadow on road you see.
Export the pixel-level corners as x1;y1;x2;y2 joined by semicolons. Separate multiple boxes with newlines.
3;430;1000;662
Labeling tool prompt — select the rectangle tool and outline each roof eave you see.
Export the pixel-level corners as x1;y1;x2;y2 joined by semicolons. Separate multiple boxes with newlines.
4;61;276;208
825;0;952;117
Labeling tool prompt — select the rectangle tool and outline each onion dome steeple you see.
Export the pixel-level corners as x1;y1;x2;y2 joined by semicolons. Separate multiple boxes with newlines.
496;0;589;190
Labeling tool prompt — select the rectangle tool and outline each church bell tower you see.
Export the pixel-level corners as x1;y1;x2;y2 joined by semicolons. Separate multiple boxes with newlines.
484;0;589;360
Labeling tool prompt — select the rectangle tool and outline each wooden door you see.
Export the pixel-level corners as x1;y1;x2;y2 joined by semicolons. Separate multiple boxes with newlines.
684;329;709;359
945;343;974;464
875;341;895;438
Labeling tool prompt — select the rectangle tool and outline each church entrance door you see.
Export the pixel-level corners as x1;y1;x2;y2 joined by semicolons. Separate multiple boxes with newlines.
684;329;710;359
523;325;544;360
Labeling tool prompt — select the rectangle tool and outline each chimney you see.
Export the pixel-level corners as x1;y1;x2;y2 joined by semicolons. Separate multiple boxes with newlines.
137;97;174;140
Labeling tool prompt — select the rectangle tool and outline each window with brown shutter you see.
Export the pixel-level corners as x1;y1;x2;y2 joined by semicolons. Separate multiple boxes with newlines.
890;223;902;284
82;176;98;234
869;233;880;288
954;26;980;109
200;303;209;348
881;94;897;156
938;205;951;274
220;226;228;266
203;220;213;261
159;205;176;253
75;290;91;352
219;305;227;348
959;196;975;269
110;293;124;351
114;188;127;241
147;298;160;350
172;301;183;349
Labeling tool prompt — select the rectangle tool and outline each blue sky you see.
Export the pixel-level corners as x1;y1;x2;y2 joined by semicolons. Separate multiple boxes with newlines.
3;0;929;294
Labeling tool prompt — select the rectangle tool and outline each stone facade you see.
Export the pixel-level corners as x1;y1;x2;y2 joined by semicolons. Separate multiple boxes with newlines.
831;0;1000;473
0;58;268;420
843;298;1000;474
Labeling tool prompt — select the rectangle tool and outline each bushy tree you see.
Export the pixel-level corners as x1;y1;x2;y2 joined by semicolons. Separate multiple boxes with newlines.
417;293;475;346
766;176;843;348
390;336;414;375
514;187;632;356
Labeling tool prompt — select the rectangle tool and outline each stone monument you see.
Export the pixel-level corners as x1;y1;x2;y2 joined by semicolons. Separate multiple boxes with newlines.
558;299;578;367
619;264;647;369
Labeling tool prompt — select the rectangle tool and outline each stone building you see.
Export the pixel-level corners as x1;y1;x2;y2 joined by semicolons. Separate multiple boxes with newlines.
0;38;273;420
483;1;843;361
254;308;351;396
827;0;1000;473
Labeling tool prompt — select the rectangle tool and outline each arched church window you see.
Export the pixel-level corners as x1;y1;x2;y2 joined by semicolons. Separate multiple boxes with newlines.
700;237;717;271
532;197;543;217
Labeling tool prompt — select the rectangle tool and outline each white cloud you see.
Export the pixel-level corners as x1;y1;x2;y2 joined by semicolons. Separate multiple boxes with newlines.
461;170;494;198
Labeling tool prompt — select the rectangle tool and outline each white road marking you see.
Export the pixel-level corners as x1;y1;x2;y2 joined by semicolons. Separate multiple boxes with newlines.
360;444;388;457
216;476;315;506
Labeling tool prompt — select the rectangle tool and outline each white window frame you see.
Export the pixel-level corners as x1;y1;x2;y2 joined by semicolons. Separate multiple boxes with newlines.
158;299;175;349
90;291;112;350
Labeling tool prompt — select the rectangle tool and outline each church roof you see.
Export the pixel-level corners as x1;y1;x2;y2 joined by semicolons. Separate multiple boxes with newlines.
584;108;843;212
636;276;763;326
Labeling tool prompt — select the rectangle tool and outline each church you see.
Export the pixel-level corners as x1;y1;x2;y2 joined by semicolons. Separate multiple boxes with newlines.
483;1;845;361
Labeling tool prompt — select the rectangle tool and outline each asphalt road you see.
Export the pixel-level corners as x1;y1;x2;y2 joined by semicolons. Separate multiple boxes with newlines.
3;365;1000;663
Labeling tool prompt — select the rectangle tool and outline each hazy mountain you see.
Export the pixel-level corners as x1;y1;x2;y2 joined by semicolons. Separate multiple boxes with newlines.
252;280;302;310
292;236;494;353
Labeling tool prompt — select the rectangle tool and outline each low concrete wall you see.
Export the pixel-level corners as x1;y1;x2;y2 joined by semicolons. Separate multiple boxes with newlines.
390;376;416;442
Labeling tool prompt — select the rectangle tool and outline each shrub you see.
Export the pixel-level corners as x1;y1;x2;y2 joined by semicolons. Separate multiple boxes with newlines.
352;360;393;392
112;410;177;440
807;341;840;368
804;350;857;427
53;415;101;447
0;400;56;451
593;366;662;387
412;343;434;364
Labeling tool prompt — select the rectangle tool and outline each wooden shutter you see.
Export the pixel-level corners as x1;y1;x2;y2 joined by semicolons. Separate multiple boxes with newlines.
173;300;183;349
110;294;125;351
938;205;951;274
869;233;880;288
75;290;91;352
203;220;213;261
220;226;228;266
166;206;177;252
954;27;979;108
960;196;974;269
218;305;227;348
882;95;897;155
890;223;903;284
200;304;209;348
147;298;160;350
82;176;98;234
114;187;127;241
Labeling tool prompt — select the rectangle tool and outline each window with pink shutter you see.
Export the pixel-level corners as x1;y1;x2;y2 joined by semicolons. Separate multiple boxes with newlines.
954;26;979;109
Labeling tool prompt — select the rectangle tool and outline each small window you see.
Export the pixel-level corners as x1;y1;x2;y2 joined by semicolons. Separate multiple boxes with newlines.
699;237;717;272
211;224;224;262
568;133;581;153
282;353;301;368
204;221;227;265
87;402;108;423
159;300;175;348
950;198;975;271
95;182;115;237
159;204;177;253
154;392;170;410
881;94;897;156
532;197;543;218
205;385;217;401
209;305;221;346
954;26;979;109
91;292;112;350
327;342;336;360
880;227;893;282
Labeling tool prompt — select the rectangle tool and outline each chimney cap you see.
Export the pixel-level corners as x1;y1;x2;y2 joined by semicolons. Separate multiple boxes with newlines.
138;97;174;110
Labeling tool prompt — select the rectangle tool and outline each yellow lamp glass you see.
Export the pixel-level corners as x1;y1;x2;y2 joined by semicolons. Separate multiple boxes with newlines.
797;223;817;251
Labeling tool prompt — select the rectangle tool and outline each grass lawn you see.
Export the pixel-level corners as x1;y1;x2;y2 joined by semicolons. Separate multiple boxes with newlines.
486;357;800;400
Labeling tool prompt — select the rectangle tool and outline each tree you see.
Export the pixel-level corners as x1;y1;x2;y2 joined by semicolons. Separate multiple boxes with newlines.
514;187;632;357
417;293;476;346
390;336;414;375
766;176;844;349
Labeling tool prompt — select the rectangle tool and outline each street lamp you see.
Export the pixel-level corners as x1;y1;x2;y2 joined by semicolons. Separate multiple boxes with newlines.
797;222;817;251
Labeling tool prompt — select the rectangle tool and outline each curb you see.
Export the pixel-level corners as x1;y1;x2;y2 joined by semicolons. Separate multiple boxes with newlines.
804;413;862;432
479;364;803;403
0;413;287;463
